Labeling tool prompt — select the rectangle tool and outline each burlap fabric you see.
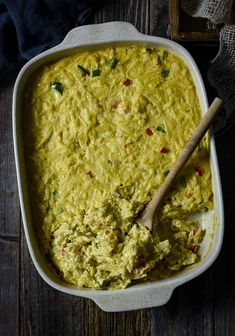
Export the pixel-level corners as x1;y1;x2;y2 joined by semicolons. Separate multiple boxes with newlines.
181;0;235;131
181;0;234;23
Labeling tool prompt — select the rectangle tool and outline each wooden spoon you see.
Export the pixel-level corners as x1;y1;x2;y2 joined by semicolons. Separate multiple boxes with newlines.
136;97;223;230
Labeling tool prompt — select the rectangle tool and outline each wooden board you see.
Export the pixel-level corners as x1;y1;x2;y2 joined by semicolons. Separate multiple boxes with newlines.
1;0;235;335
169;0;220;41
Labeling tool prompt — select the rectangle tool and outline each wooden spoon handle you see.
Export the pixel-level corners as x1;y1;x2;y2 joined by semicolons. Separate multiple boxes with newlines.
138;97;223;229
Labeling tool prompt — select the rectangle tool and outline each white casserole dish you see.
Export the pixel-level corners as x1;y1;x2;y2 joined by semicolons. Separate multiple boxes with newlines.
13;22;224;312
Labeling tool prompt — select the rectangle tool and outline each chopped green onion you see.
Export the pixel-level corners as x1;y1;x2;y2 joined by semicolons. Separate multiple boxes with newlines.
161;69;170;78
100;279;109;289
108;58;118;69
157;50;168;63
162;50;168;61
164;170;170;177
198;141;203;151
92;69;101;77
77;65;89;75
180;176;187;188
146;48;155;54
52;190;59;198
108;159;112;165
156;124;166;133
51;82;63;95
157;55;162;65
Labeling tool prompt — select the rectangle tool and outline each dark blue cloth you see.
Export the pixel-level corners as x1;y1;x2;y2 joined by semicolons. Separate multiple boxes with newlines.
0;0;103;82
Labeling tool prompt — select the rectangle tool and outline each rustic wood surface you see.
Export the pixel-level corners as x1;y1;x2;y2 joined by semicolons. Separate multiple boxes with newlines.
1;0;235;335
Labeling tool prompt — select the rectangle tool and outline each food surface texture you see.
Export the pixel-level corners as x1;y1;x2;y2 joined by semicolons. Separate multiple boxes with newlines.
23;46;213;289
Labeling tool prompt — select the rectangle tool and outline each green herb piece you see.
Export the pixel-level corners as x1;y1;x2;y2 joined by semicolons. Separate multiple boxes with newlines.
52;190;59;198
162;50;168;61
77;65;90;75
100;279;109;289
157;50;168;63
58;208;64;214
198;141;203;152
92;69;101;77
164;170;170;177
180;176;187;188
108;58;118;69
157;55;162;65
107;159;113;165
51;82;63;95
156;124;166;133
161;69;170;78
146;48;155;54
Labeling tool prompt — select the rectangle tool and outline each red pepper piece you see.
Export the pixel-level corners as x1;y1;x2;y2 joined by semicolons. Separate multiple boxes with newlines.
195;166;204;176
186;192;193;198
113;100;121;109
209;193;214;202
123;79;133;86
190;244;199;253
146;128;153;136
160;146;169;153
138;259;148;269
86;171;94;178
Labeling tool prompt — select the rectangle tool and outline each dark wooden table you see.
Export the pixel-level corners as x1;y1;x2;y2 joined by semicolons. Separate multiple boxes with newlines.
1;1;235;335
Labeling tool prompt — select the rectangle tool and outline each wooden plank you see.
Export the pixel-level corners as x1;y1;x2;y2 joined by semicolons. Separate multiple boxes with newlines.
15;1;235;336
20;233;85;336
168;0;218;41
0;239;19;336
213;125;235;336
93;0;168;37
149;0;169;37
84;299;150;336
151;270;214;336
0;82;20;335
0;84;20;237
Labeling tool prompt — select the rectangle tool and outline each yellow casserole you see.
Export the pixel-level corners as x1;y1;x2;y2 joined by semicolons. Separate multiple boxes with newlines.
23;45;213;289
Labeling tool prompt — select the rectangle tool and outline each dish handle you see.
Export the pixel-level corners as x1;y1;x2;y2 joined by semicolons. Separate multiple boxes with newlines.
58;21;140;49
91;285;175;312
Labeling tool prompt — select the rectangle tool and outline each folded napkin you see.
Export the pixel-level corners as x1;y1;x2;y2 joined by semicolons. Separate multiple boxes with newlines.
0;0;103;82
181;0;235;131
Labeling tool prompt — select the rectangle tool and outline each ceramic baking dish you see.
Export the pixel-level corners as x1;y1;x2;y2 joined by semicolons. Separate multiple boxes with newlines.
13;21;224;312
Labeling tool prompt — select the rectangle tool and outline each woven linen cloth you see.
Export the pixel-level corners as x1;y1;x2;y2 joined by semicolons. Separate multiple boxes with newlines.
181;0;234;23
181;0;235;130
